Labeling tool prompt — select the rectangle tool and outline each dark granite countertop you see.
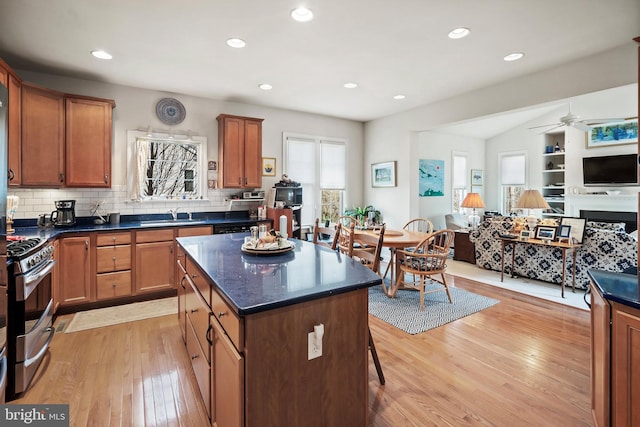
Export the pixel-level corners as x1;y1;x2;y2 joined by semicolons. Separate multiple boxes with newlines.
10;212;273;240
176;233;382;316
588;269;640;310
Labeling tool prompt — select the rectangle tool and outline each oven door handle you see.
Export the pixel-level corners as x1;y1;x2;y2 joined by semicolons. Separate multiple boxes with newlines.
20;259;56;301
24;327;55;370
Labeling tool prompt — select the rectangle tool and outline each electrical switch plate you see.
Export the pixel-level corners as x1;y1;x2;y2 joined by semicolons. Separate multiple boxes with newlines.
308;332;322;360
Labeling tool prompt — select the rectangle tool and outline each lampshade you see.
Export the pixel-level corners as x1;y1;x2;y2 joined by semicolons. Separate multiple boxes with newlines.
461;193;485;209
516;190;550;210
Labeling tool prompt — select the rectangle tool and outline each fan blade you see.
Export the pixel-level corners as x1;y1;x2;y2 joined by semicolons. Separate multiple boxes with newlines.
583;118;628;125
528;122;563;130
573;122;592;132
537;124;565;134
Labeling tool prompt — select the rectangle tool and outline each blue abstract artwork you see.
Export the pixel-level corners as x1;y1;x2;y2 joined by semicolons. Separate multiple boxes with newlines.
419;159;444;197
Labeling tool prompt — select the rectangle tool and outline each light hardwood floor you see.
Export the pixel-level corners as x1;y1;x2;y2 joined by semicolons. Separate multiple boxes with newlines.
13;275;591;426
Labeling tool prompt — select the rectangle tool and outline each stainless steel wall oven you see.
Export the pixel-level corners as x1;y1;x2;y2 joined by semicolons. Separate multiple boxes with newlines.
6;237;55;400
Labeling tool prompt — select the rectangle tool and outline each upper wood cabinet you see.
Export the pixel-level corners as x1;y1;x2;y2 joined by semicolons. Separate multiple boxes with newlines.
21;82;65;187
20;81;115;188
0;58;22;186
217;114;263;189
65;95;114;187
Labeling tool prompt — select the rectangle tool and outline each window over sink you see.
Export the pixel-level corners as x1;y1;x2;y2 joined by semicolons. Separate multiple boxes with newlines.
127;130;207;201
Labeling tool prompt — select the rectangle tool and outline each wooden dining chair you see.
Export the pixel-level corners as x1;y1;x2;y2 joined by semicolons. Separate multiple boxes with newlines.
338;215;360;228
396;229;455;311
402;218;434;234
312;218;339;249
337;223;386;385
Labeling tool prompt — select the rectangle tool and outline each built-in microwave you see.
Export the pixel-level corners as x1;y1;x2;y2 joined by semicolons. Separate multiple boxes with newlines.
274;186;302;206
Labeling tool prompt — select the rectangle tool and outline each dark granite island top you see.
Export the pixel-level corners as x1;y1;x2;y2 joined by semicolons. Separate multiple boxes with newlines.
176;232;382;315
588;269;640;310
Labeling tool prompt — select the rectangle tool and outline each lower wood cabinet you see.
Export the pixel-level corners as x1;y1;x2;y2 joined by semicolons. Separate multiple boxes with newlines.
212;316;244;427
96;232;132;300
135;229;175;294
57;235;92;306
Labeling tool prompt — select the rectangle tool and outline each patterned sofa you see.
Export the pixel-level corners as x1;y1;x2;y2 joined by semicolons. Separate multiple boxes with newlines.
468;216;637;290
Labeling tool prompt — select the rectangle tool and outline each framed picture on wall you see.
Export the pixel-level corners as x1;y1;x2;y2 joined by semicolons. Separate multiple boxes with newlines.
262;157;276;176
371;161;396;187
586;118;638;148
471;169;484;186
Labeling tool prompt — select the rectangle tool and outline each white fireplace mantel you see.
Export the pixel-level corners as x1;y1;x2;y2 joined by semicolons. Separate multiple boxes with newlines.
565;194;638;217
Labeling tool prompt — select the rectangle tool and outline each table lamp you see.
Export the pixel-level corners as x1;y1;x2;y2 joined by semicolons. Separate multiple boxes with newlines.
461;192;485;230
516;189;550;232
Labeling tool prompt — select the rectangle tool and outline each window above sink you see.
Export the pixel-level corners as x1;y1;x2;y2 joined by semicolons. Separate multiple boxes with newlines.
127;130;208;201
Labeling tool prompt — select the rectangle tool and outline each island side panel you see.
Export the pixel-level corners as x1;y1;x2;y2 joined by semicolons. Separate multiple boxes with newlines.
244;288;369;427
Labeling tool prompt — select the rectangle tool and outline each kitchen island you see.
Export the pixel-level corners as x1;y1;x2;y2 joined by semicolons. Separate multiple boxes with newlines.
176;233;382;427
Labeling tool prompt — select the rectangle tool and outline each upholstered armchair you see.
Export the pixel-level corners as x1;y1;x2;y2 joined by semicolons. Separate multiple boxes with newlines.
445;213;469;231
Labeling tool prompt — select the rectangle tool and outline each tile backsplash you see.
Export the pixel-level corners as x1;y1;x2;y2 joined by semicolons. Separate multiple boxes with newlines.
7;185;245;219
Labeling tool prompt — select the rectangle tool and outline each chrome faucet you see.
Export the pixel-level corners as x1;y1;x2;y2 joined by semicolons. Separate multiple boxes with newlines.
187;211;193;220
169;208;179;220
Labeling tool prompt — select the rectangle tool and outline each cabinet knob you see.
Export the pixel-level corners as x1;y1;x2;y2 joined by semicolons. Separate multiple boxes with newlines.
104;174;109;183
60;173;65;183
191;354;198;360
191;308;198;313
112;283;116;288
112;256;116;261
218;311;226;318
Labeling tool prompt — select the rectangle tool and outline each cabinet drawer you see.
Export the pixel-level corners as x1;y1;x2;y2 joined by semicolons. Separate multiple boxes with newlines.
96;245;131;273
177;226;212;237
136;229;174;243
186;284;212;363
186;257;211;306
186;317;211;418
211;288;243;352
97;232;131;246
96;271;132;300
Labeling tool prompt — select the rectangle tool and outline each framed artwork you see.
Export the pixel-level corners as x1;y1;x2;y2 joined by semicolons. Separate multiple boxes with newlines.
208;160;217;171
471;169;484;186
519;230;531;241
418;159;444;196
262;157;276;176
371;161;396;187
586;118;638;148
560;217;587;243
535;225;557;241
558;224;572;239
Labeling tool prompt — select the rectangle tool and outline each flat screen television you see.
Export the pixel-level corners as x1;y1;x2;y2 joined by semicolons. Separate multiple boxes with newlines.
583;153;638;186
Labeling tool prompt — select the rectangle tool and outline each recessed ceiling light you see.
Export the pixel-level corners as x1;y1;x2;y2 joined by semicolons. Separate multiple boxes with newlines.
343;82;358;89
504;52;524;62
91;50;112;60
448;27;470;39
226;38;246;48
393;95;405;100
291;7;314;22
259;83;273;91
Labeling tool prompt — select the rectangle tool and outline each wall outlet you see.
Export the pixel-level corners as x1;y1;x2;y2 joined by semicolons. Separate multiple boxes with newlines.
308;332;322;360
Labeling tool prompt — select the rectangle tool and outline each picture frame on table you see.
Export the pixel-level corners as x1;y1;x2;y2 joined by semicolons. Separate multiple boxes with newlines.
519;230;531;241
535;225;557;241
372;161;396;187
560;217;587;244
262;157;276;176
586;118;638;148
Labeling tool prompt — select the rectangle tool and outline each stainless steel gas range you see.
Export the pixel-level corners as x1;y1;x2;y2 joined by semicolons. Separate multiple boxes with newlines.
6;236;55;400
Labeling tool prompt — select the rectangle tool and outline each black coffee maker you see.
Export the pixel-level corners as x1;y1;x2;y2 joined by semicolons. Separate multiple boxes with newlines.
51;200;76;227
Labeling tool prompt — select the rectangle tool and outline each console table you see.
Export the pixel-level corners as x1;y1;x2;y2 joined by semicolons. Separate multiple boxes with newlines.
499;237;582;298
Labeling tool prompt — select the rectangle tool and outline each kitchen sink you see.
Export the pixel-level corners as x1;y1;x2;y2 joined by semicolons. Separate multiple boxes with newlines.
139;219;207;227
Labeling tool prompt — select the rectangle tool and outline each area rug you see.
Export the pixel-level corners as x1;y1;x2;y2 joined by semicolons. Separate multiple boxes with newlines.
64;297;177;333
368;283;499;335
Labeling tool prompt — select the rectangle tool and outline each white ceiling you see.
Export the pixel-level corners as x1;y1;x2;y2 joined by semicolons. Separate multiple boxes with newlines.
0;0;638;124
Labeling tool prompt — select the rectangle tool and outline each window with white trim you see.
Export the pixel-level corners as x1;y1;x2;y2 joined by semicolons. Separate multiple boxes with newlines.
284;133;346;227
452;152;468;213
500;151;526;214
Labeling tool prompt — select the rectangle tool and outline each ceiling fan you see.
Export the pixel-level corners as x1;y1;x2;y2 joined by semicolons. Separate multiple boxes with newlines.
528;103;628;133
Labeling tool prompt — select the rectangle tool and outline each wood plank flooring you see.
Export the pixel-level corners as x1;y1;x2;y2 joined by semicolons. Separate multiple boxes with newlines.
13;274;591;426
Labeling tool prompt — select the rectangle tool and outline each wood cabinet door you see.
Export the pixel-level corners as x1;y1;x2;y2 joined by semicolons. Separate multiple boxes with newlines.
58;236;92;306
219;115;244;188
243;118;262;188
612;302;640;427
591;284;611;427
21;83;64;186
65;96;114;187
212;316;244;427
7;72;21;186
135;241;175;294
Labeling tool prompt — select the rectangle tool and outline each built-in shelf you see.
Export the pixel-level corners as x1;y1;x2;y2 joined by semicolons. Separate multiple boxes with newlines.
541;132;566;218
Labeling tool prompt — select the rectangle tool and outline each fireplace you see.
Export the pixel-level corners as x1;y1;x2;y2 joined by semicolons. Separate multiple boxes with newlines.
580;210;637;233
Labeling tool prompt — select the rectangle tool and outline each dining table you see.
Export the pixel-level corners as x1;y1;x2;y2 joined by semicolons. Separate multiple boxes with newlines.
355;227;432;298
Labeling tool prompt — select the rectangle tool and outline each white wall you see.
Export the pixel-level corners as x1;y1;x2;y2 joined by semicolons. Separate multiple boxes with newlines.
364;42;638;229
10;71;364;221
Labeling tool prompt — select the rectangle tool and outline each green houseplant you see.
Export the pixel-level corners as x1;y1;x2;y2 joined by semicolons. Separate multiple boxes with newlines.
344;205;381;225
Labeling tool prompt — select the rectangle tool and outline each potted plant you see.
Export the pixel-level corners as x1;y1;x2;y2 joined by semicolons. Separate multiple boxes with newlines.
344;205;381;225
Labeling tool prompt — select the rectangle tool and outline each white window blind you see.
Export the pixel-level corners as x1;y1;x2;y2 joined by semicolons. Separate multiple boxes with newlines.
500;153;526;185
320;141;345;189
452;153;467;188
